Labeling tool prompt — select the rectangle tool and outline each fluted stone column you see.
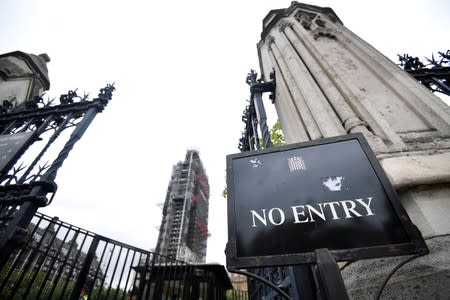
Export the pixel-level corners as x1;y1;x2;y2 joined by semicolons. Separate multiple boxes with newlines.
257;2;450;299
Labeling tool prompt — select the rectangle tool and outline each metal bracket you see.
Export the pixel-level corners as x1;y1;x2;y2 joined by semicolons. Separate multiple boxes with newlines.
250;81;275;95
0;181;57;206
314;248;349;300
249;70;276;103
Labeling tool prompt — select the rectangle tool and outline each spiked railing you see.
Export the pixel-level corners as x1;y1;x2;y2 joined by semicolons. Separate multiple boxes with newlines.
238;70;275;152
398;50;450;96
0;84;115;270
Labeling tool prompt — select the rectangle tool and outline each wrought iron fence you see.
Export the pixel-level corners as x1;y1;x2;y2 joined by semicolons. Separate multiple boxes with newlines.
0;84;115;271
236;71;297;300
238;70;275;152
398;50;450;96
0;212;247;300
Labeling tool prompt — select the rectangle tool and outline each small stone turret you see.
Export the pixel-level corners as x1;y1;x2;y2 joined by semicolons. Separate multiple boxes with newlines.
0;51;51;110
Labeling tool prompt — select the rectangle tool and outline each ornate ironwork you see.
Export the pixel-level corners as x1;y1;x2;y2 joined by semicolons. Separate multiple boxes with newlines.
0;84;115;270
236;71;326;299
398;50;450;96
238;101;259;152
235;71;308;299
238;70;275;152
228;267;290;299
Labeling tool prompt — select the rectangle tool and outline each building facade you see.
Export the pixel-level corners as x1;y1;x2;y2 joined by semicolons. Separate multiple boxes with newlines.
229;273;248;292
255;2;450;299
10;219;103;286
155;150;210;263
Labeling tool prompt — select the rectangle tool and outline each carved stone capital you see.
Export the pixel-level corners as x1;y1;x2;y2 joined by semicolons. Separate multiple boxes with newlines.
295;10;317;31
266;35;275;49
312;27;338;40
278;20;293;32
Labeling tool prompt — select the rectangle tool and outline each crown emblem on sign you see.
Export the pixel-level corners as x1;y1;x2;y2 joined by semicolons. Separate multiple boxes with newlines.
288;156;306;172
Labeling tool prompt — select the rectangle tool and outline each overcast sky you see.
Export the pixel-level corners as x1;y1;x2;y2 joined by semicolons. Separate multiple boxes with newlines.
1;0;448;265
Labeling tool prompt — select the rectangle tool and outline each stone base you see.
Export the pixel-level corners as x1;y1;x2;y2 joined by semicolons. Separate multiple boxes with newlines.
341;235;450;299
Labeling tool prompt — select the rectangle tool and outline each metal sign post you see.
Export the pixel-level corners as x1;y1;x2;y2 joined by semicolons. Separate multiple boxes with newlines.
314;249;349;300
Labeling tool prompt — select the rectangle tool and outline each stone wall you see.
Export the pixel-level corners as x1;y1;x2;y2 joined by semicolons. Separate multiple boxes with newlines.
257;2;450;298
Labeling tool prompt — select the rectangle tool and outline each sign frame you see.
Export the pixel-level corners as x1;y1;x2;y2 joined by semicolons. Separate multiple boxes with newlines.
0;131;35;176
226;133;428;269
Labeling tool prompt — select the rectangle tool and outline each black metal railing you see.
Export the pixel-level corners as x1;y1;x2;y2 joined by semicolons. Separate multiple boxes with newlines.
398;50;450;96
0;84;115;271
238;70;275;152
0;212;248;299
235;71;300;299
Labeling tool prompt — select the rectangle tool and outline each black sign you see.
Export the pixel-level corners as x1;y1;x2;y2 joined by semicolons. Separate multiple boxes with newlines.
0;131;34;175
226;133;428;269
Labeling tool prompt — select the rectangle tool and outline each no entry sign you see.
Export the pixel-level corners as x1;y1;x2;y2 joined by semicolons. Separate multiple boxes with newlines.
226;133;428;269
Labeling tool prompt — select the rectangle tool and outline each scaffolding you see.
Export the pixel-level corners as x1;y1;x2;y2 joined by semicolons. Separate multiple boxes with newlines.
155;150;210;264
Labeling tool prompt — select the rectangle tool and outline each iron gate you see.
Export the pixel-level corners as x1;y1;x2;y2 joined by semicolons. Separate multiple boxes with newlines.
0;212;247;300
0;84;115;271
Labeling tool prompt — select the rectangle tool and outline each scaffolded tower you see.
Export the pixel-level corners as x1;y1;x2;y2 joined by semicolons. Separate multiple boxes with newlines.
155;150;210;263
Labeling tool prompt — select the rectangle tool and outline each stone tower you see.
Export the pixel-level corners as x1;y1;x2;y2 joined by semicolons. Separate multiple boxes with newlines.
257;2;449;298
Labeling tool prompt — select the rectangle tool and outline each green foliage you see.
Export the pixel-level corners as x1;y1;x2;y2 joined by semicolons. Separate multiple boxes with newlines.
0;265;75;299
0;260;128;299
269;119;285;147
259;119;285;148
226;289;249;299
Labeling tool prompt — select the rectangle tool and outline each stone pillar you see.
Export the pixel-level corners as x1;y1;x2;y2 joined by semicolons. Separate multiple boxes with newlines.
0;51;50;110
257;2;450;298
